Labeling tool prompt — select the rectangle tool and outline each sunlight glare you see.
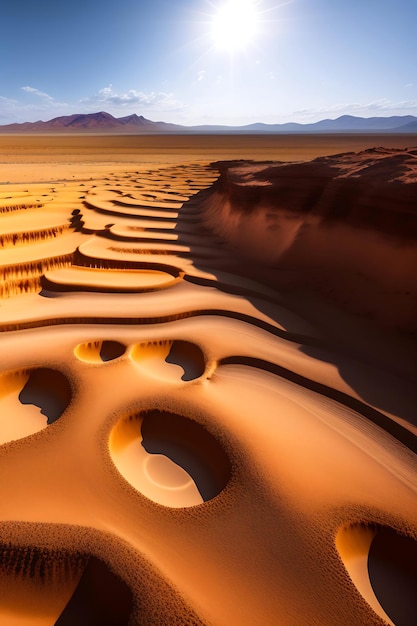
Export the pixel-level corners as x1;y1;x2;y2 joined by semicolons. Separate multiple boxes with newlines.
211;0;260;52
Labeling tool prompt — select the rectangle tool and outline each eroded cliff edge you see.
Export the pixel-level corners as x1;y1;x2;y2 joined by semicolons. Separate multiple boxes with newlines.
201;148;417;333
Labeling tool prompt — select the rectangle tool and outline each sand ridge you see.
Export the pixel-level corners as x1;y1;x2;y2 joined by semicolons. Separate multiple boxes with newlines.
0;140;416;625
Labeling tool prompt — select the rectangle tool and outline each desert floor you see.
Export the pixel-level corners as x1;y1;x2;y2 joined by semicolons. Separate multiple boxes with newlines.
0;134;416;625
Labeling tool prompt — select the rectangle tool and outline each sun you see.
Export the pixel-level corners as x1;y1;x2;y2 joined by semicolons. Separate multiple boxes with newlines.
211;0;260;52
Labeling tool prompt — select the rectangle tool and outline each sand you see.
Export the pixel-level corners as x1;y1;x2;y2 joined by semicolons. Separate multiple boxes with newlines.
0;134;416;625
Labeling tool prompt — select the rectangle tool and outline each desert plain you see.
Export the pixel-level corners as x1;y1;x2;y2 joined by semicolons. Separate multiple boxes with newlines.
0;133;416;625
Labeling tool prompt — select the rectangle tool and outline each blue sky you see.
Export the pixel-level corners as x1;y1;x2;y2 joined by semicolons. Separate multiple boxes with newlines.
1;0;416;125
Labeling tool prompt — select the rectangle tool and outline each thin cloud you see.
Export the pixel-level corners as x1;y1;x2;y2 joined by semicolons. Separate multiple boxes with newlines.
0;95;17;104
21;86;54;100
294;99;417;119
0;89;69;123
0;95;19;122
1;85;185;124
82;85;185;112
360;99;417;111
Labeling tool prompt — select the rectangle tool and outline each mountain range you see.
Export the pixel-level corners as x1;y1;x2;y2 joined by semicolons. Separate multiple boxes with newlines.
0;111;416;133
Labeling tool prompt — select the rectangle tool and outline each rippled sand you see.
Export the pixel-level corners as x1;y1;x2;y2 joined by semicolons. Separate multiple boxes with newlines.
0;135;416;625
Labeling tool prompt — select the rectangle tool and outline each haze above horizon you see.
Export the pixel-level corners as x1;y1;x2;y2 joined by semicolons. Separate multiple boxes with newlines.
2;0;416;126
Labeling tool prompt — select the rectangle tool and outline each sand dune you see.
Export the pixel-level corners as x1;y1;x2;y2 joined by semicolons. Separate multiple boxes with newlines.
0;138;416;625
200;149;417;331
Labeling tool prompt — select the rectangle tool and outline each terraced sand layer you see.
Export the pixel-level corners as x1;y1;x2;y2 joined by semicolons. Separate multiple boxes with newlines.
0;138;416;625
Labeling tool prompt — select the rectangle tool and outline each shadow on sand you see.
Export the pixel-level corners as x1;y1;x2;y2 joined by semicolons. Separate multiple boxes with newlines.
174;175;417;447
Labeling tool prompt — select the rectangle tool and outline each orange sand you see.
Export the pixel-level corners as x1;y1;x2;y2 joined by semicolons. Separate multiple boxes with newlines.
0;135;416;625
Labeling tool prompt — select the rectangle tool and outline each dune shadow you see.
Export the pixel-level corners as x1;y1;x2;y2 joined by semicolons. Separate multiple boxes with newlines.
174;167;417;430
336;522;417;626
140;410;230;502
100;341;126;362
300;344;417;428
165;340;206;381
130;340;206;383
0;542;133;626
74;340;126;363
56;557;133;626
368;526;417;626
18;368;72;424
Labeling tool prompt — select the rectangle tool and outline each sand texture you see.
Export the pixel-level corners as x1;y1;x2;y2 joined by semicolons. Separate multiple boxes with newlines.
0;137;416;625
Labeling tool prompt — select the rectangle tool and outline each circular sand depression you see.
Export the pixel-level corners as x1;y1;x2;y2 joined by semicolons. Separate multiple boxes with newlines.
109;409;231;508
0;367;71;445
336;523;417;625
131;340;206;382
0;544;132;626
74;340;126;364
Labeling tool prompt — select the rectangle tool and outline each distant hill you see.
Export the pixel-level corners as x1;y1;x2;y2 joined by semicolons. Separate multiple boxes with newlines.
395;120;417;133
191;114;417;134
0;111;416;134
0;111;178;133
